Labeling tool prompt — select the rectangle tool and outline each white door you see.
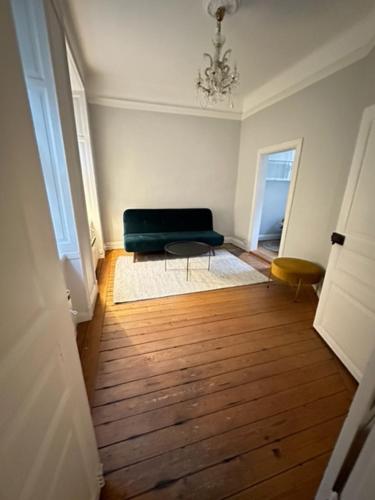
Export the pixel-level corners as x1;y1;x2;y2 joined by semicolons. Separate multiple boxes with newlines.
0;3;101;500
314;105;375;381
316;345;375;499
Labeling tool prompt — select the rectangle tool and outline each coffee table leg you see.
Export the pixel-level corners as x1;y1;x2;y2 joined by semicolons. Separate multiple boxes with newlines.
186;257;189;281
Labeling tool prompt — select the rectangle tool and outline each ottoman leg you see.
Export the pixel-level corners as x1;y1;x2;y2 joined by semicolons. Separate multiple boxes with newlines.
294;278;303;301
267;267;272;288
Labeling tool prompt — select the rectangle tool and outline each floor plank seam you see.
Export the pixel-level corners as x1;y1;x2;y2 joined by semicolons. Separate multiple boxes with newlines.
95;337;327;390
101;405;347;479
93;341;330;396
93;355;336;421
97;386;346;452
98;320;315;355
220;450;333;500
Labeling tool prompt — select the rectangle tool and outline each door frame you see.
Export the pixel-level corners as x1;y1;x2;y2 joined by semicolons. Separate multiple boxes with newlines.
247;138;303;256
66;43;105;260
317;344;375;499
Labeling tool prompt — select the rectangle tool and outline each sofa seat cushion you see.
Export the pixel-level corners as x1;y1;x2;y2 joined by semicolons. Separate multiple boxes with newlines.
124;231;224;253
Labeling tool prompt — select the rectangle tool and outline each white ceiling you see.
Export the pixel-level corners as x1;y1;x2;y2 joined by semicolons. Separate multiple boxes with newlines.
67;0;375;113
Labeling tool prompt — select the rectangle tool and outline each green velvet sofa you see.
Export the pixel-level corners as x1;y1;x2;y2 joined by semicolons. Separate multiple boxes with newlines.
124;208;224;257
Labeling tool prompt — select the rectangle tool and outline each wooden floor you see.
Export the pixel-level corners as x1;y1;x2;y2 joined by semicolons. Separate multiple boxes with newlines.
256;240;280;262
78;245;356;500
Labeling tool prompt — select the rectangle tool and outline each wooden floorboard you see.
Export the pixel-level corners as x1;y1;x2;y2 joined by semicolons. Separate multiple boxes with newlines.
75;245;357;500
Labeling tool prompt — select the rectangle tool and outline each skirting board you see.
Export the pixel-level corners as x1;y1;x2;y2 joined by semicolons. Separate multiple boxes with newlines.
104;240;123;250
76;281;98;324
224;236;249;251
258;233;281;242
105;237;249;252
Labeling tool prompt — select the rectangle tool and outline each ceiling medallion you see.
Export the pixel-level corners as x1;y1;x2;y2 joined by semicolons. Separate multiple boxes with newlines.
196;0;240;108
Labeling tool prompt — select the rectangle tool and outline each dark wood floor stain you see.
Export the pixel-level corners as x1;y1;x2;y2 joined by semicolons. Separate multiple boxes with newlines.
78;246;356;500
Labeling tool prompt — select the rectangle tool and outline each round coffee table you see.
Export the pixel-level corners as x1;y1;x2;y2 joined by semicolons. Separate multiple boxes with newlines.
164;241;214;281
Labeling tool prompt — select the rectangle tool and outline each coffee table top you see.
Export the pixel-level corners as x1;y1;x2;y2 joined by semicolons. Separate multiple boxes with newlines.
164;241;211;257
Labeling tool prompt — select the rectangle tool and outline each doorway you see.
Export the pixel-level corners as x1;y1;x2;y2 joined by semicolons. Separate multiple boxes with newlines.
248;139;303;261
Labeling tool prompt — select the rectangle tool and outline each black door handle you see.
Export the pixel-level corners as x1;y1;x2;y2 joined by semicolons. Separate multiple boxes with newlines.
331;232;345;246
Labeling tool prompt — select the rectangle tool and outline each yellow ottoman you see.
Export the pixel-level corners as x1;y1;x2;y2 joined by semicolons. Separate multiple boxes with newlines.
270;257;324;300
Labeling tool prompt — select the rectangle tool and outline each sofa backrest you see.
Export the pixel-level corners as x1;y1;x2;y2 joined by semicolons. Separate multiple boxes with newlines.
124;208;214;234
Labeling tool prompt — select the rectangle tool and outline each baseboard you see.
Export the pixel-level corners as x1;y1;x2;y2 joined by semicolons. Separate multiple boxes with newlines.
76;282;98;324
224;236;249;251
258;233;281;241
89;281;98;314
93;484;102;500
313;282;322;298
104;240;123;250
76;311;92;323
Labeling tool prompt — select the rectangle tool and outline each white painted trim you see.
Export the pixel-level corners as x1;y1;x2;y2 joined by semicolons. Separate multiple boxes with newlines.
242;12;375;119
224;236;249;251
247;139;303;257
258;233;281;241
67;46;105;258
66;42;83;92
75;281;98;323
88;96;242;121
316;335;375;499
242;45;374;120
93;486;101;500
104;240;123;250
88;281;98;314
76;311;93;323
86;13;375;122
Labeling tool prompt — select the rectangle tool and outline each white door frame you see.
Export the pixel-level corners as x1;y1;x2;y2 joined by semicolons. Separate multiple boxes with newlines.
66;43;105;260
317;343;375;499
247;138;303;256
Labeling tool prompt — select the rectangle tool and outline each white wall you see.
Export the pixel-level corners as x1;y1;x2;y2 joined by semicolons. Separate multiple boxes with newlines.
89;105;240;245
87;46;375;262
234;47;375;267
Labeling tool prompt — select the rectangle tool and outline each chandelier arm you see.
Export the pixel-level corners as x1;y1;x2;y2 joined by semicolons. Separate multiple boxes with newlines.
203;53;213;67
197;83;212;93
222;49;232;64
221;80;237;90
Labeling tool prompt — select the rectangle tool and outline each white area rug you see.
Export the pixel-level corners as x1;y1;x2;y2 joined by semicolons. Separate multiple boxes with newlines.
113;249;268;303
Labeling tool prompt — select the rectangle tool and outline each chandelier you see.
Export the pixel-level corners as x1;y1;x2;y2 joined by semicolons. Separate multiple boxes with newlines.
196;2;239;108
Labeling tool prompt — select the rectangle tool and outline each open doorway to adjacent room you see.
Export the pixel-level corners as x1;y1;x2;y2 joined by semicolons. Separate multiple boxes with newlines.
248;139;302;261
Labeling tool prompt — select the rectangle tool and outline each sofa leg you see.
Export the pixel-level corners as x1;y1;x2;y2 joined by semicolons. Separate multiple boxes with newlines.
211;248;215;256
133;252;136;263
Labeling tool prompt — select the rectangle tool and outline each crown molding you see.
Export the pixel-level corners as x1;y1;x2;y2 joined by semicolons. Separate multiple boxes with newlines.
242;13;375;120
88;96;242;121
88;13;375;123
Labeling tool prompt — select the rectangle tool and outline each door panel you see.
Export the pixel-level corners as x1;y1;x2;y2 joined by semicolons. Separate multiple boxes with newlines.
0;2;100;500
340;420;375;499
314;106;375;381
